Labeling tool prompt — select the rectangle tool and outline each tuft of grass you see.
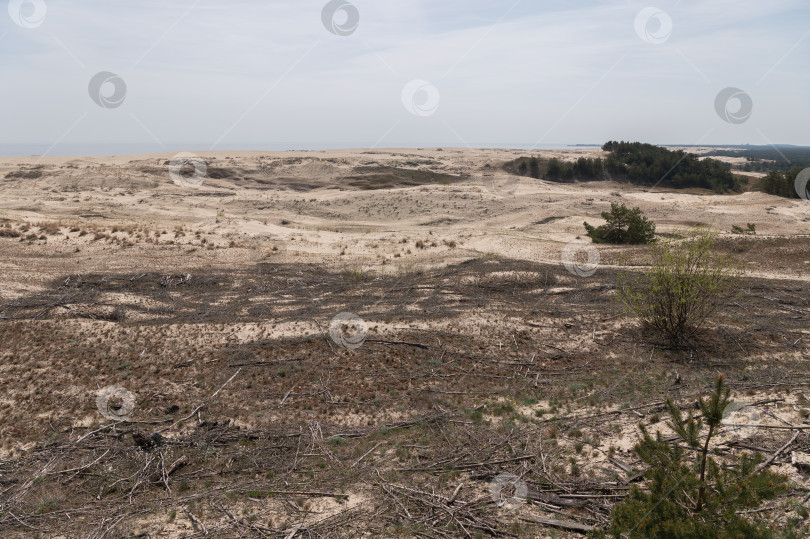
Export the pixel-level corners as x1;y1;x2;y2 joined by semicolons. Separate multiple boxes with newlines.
343;269;375;282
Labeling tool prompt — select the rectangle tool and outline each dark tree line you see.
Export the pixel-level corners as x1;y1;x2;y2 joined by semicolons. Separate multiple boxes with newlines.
601;141;739;193
740;160;776;173
516;157;542;178
547;157;605;180
504;141;741;193
705;147;810;173
759;168;807;199
508;156;605;181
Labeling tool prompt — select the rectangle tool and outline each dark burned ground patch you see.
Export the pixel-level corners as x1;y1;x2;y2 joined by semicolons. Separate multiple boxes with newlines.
1;259;809;537
533;216;565;225
713;235;810;269
595;234;810;274
1;258;569;325
339;166;465;190
4;166;45;180
420;217;463;226
11;158;464;194
141;162;467;192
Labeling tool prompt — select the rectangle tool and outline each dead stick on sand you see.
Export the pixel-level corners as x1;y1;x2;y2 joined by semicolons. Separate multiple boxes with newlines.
448;482;464;504
185;509;207;534
366;339;430;349
349;441;384;469
46;449;110;477
754;430;800;474
520;515;594;533
158;368;241;433
312;318;338;356
267;490;349;498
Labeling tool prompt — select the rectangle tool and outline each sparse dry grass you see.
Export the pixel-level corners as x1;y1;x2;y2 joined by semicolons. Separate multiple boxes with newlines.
0;255;808;537
0;149;809;536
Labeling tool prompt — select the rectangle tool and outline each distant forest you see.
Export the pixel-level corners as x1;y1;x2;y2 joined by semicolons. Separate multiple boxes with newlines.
704;146;810;173
505;141;741;193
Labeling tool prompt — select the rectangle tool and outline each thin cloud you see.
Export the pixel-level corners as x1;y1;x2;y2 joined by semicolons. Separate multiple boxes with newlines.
1;0;808;151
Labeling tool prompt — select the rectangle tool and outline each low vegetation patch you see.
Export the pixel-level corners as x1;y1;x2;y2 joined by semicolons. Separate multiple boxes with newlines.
5;166;45;180
617;228;741;346
731;223;757;235
343;166;463;190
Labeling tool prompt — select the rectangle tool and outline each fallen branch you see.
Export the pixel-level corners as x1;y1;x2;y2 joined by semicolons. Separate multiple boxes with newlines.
753;430;800;474
396;454;533;472
349;441;384;469
158;369;241;434
263;490;349;499
45;449;110;478
366;339;430;349
520;515;594;533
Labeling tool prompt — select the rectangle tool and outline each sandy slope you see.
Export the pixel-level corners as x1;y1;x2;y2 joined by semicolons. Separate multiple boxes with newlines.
1;148;809;537
0;147;808;304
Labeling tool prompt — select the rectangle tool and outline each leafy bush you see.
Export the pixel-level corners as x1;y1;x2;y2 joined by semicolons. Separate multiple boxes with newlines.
584;203;656;245
591;376;789;539
617;229;740;346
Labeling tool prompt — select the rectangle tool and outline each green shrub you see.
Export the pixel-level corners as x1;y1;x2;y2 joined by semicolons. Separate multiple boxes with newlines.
617;228;740;346
584;203;656;245
731;223;756;235
590;376;789;538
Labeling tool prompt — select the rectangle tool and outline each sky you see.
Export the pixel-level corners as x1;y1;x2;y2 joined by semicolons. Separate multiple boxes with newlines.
1;0;809;155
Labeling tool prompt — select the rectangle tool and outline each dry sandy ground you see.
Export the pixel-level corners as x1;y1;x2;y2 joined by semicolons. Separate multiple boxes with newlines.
1;148;809;538
0;147;808;301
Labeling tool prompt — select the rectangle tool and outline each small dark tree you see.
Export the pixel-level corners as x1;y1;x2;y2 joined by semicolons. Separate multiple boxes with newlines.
591;376;789;538
547;158;562;179
518;161;528;176
528;157;540;179
584;203;655;245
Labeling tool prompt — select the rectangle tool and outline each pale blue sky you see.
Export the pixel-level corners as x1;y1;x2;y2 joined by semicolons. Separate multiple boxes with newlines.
1;0;809;154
